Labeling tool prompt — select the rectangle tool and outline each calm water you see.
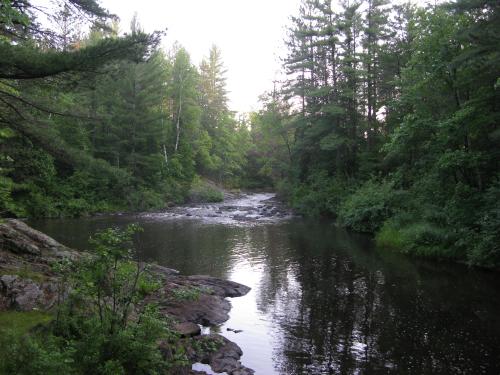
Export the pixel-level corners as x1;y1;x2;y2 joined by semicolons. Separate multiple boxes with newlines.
30;194;500;374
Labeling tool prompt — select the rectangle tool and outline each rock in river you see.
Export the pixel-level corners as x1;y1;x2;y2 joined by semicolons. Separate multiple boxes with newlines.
174;322;201;337
189;334;255;375
148;274;250;326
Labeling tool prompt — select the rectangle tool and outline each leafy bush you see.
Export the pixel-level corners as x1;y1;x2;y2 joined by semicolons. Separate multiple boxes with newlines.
0;175;23;217
460;178;500;268
0;332;73;375
290;171;349;217
126;187;166;211
338;179;397;233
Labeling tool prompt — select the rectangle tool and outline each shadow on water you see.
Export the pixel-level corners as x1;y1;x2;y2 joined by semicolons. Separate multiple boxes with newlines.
30;208;500;375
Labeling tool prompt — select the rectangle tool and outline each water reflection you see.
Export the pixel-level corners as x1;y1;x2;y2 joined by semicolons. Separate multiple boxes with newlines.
30;215;500;375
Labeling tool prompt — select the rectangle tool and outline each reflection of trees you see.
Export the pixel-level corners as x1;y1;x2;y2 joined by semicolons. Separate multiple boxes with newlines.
243;225;299;316
136;221;239;278
253;221;500;375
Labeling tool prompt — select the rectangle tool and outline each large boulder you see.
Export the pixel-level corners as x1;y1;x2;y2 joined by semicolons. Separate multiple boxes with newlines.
174;322;201;337
0;219;79;260
148;274;250;326
159;292;232;326
0;274;58;311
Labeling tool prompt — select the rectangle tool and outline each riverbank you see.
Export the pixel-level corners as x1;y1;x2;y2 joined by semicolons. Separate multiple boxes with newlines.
8;192;500;374
0;219;254;375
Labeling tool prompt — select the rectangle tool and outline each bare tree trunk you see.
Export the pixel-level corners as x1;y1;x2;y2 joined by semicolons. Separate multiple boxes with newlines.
175;74;184;153
163;143;168;165
175;97;182;152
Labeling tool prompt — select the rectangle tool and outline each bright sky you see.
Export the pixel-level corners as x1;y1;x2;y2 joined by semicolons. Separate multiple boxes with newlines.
101;0;302;114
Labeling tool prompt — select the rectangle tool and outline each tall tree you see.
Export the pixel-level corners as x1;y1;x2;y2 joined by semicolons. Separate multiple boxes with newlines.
197;45;243;184
164;46;200;183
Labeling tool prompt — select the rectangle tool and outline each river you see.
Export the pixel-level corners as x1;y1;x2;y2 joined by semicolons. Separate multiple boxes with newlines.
29;193;500;374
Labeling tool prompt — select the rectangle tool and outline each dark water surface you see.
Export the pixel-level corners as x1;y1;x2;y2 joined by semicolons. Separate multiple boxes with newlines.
30;194;500;374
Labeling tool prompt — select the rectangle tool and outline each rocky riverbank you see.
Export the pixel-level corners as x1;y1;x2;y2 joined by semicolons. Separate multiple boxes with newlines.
142;192;292;224
0;219;254;375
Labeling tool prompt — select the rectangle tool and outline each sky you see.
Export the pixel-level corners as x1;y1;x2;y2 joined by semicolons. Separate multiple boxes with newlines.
101;0;302;114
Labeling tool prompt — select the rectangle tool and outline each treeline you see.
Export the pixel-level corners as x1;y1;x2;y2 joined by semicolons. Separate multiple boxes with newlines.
0;1;249;218
248;0;499;267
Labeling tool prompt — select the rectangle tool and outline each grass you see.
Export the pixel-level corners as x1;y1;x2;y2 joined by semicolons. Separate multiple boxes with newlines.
170;286;214;301
0;311;53;336
376;220;458;259
375;223;407;251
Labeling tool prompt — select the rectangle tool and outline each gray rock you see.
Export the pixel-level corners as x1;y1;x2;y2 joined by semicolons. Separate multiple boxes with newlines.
174;322;201;337
186;275;251;298
0;219;79;260
147;274;250;326
148;264;180;277
0;224;41;256
191;334;254;375
0;274;57;311
160;292;232;326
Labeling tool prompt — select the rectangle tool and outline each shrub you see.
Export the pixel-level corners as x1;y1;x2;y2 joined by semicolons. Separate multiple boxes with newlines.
338;179;396;233
290;171;349;217
461;178;500;268
0;225;188;375
0;332;73;375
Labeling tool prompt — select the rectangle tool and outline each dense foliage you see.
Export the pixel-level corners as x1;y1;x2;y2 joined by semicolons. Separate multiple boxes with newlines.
248;0;499;267
0;1;249;218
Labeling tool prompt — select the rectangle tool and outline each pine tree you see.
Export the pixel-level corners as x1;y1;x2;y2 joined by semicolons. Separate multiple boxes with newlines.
164;46;200;182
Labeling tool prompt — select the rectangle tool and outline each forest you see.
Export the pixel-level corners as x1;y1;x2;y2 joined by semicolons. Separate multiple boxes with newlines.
250;0;499;268
0;0;498;267
1;0;500;374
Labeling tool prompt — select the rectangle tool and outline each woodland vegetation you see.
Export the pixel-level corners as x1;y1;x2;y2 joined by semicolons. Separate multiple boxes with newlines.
247;0;499;268
1;0;499;268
